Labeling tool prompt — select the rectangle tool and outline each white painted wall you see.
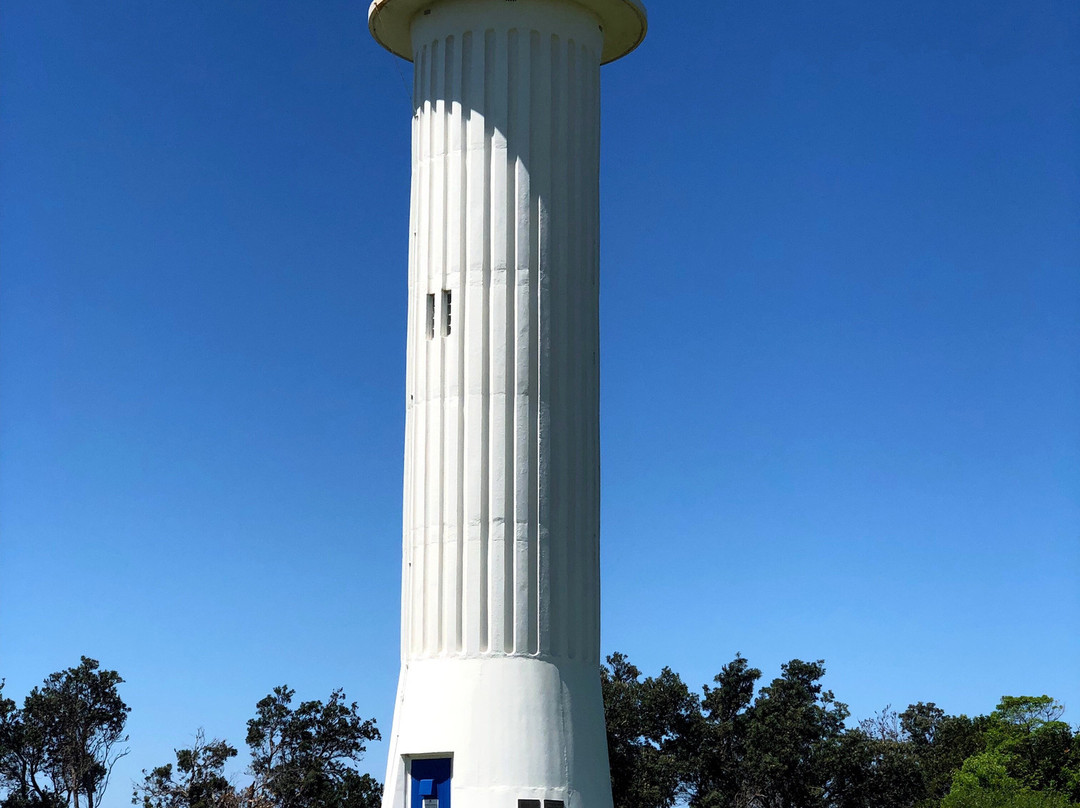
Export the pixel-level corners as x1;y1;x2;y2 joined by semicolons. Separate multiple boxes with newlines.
380;2;613;806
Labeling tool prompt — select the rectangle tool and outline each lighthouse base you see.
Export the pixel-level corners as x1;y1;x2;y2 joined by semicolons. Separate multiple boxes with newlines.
381;657;613;808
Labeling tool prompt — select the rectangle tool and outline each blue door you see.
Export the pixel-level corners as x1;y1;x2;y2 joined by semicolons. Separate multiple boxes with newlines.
410;758;451;808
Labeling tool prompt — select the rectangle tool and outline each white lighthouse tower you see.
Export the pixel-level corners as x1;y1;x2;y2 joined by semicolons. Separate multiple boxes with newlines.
368;2;646;808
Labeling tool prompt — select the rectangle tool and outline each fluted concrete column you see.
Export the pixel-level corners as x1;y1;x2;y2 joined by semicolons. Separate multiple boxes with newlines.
369;1;646;807
404;0;601;667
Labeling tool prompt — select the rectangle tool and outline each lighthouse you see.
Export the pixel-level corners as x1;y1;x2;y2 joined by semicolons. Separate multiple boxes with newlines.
368;1;646;807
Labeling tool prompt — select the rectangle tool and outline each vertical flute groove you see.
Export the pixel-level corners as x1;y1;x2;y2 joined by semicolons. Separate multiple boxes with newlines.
444;33;462;656
435;35;448;655
480;27;493;654
549;32;568;661
509;26;520;652
456;31;468;656
429;35;443;657
566;39;581;661
531;27;548;657
487;24;509;656
481;29;494;656
503;26;518;655
525;28;540;658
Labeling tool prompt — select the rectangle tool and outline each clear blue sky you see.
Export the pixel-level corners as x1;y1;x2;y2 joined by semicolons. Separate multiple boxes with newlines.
2;0;1077;803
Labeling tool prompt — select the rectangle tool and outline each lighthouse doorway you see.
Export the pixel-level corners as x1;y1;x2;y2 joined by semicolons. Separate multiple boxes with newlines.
410;758;452;808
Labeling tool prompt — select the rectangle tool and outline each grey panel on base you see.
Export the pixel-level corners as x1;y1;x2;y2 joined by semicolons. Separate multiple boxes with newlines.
367;0;647;64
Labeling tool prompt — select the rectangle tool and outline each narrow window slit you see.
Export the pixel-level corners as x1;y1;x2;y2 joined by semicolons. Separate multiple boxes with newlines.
442;289;452;336
426;293;435;339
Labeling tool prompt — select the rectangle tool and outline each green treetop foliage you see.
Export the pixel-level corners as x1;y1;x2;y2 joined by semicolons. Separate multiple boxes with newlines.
898;701;987;805
134;731;239;808
690;654;761;808
829;707;923;808
920;694;1080;808
134;686;381;808
940;750;1078;808
0;658;129;808
601;653;1079;808
601;653;699;808
742;659;849;808
982;696;1079;799
245;686;381;808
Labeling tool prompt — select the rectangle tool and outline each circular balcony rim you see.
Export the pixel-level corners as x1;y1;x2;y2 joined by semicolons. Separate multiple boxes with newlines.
368;0;647;65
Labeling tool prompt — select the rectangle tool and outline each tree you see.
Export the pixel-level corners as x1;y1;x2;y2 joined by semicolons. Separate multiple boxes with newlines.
245;686;381;808
689;655;761;808
940;751;1078;808
136;686;382;808
984;696;1078;798
996;697;1066;729
0;659;129;808
1;680;57;808
899;701;984;805
829;724;922;808
741;659;849;808
133;731;239;808
332;772;382;808
601;653;700;808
